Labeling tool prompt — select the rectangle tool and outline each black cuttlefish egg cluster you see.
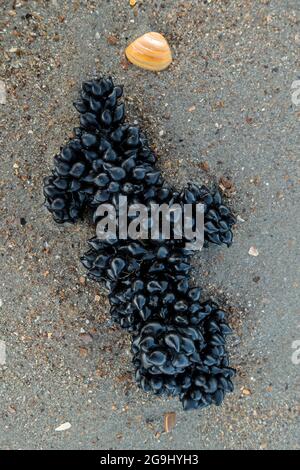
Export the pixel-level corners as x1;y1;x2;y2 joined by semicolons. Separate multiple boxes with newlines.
43;76;236;411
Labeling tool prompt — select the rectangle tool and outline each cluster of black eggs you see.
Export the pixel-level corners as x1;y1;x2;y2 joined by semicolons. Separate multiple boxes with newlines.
132;304;235;410
43;77;236;410
43;77;162;224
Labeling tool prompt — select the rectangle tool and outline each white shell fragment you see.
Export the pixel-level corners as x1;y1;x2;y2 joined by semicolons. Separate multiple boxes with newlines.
55;422;72;432
248;246;259;257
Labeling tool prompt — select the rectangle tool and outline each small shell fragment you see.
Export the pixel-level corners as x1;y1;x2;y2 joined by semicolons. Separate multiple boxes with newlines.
248;246;259;257
125;32;172;71
55;422;71;432
164;411;176;432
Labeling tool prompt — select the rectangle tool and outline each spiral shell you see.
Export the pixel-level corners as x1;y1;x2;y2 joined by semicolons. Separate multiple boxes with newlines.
125;32;172;71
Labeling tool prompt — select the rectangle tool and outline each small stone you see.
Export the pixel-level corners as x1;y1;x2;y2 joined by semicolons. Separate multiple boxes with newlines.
79;276;86;285
130;0;137;6
107;35;118;45
188;105;196;112
215;100;225;109
120;56;129;70
248;246;259;257
199;161;209;172
276;191;284;200
79;347;88;357
95;295;101;302
252;175;261;186
219;176;234;190
241;387;252;396
80;333;93;344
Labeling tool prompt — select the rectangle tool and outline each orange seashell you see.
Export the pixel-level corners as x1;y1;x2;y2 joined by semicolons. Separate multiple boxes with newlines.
125;32;172;72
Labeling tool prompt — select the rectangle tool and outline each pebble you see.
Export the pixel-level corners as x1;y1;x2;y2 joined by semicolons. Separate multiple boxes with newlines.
248;246;259;257
80;333;93;344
